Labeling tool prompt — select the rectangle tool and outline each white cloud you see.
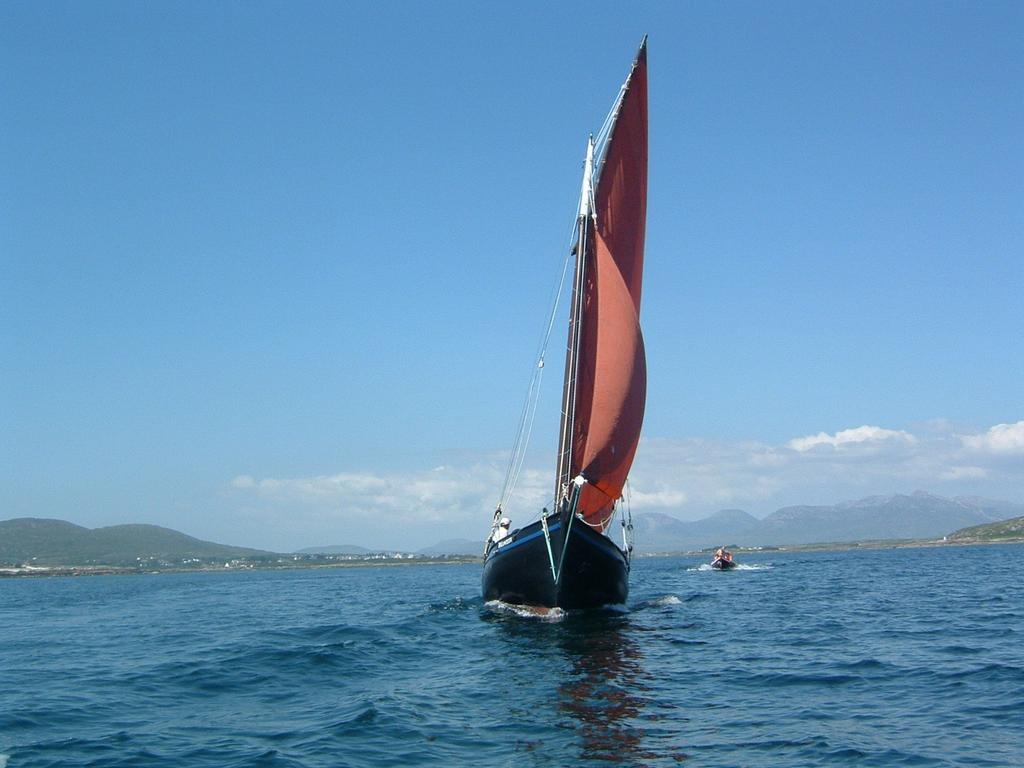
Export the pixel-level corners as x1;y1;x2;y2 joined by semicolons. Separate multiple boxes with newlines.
229;419;1024;547
940;466;989;481
627;487;688;508
787;425;917;452
962;421;1024;454
237;467;491;521
626;437;791;513
628;421;1022;517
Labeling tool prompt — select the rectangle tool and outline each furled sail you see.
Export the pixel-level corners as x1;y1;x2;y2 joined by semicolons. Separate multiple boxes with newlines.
570;40;648;529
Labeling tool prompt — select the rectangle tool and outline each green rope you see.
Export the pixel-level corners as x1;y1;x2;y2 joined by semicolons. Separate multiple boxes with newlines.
554;483;582;586
540;509;558;583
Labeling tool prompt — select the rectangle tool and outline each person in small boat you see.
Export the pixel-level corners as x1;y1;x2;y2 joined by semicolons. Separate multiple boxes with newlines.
714;547;733;563
492;517;511;543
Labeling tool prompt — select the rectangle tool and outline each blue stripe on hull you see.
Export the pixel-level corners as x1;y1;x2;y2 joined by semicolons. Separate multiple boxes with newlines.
481;516;628;609
485;522;562;560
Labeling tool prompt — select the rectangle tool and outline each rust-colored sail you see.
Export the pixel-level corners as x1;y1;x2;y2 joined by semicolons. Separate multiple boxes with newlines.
571;41;648;528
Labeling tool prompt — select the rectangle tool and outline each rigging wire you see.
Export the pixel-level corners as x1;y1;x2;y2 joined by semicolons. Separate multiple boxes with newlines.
621;479;634;563
496;217;578;514
498;63;634;519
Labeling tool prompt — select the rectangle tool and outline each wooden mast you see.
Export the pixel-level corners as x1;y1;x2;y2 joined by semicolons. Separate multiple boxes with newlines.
554;137;595;505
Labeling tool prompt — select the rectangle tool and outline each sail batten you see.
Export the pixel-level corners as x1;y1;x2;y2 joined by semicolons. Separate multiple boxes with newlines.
566;39;648;530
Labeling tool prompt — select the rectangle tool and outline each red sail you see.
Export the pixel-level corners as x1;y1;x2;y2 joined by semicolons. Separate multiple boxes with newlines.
571;42;648;529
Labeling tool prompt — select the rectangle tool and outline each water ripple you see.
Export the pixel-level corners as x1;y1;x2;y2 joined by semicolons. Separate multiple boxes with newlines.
1;546;1022;767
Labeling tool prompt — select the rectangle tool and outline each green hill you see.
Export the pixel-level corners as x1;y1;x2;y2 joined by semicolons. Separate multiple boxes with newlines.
0;518;273;566
948;515;1024;542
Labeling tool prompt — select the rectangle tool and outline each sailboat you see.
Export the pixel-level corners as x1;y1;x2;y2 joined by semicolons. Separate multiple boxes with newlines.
482;38;648;610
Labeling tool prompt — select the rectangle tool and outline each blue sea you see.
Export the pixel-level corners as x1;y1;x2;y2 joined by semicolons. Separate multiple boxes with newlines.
2;544;1022;767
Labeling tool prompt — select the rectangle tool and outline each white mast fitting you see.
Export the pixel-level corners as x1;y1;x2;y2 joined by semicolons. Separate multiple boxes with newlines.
578;135;595;220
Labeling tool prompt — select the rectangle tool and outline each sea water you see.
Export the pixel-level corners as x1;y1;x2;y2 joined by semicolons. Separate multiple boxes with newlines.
1;544;1021;767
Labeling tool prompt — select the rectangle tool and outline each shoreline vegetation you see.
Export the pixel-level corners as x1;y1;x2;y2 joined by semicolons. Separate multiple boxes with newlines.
3;537;1022;579
0;553;481;579
4;512;1021;579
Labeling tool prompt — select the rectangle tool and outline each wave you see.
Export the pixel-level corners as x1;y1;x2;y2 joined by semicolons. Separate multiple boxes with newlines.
835;657;889;672
483;600;567;622
629;595;684;613
6;545;1022;768
747;671;861;688
481;599;628;620
691;562;771;572
941;662;1024;684
426;596;484;613
262;623;387;648
646;594;682;606
938;644;983;656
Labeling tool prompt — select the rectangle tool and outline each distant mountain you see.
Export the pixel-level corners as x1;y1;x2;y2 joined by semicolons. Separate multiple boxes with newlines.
295;544;372;555
758;492;1010;544
9;492;1021;567
0;518;272;566
632;509;759;552
948;515;1024;542
951;496;1024;519
631;492;1023;552
417;538;481;556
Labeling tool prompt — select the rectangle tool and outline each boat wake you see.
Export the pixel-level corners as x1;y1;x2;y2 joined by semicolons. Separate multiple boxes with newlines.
692;563;770;572
633;595;683;611
484;600;568;622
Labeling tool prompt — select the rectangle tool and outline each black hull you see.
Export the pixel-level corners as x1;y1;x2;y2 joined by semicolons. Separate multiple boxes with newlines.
481;515;629;610
710;558;736;570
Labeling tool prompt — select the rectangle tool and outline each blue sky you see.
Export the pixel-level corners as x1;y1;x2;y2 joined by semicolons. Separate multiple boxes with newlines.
3;1;1022;551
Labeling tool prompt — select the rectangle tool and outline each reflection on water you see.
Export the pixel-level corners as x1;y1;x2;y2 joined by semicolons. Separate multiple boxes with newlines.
557;613;658;764
487;609;688;765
